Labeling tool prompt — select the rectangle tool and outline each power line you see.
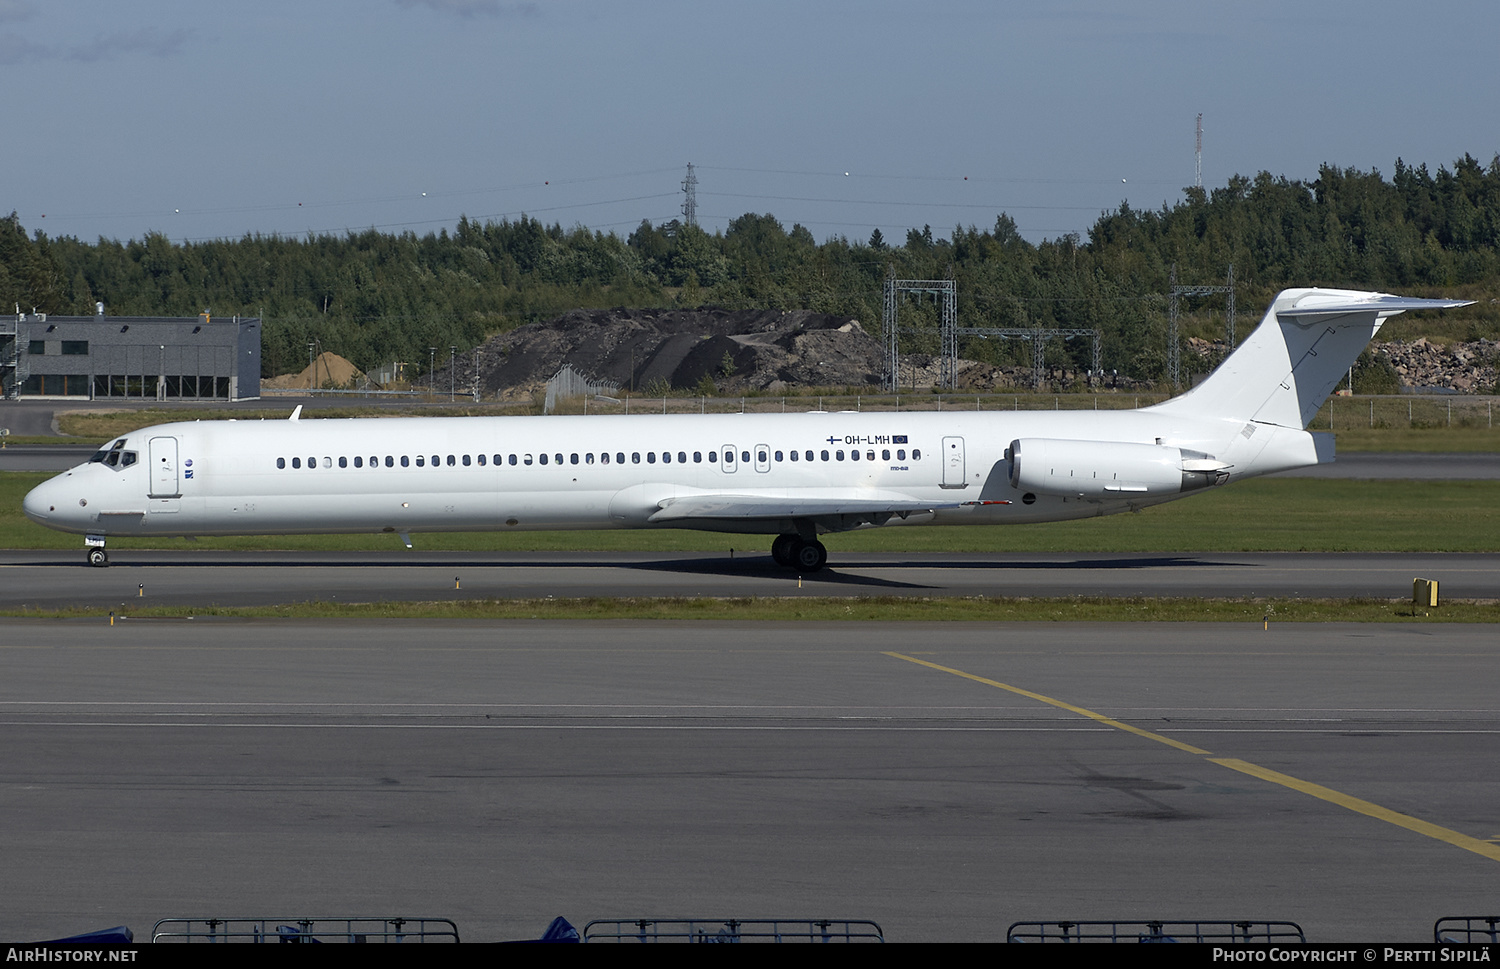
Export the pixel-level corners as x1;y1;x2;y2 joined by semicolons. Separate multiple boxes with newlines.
704;191;1102;212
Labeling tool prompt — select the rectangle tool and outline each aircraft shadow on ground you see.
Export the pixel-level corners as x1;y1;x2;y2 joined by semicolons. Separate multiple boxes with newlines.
10;551;1249;578
617;556;932;589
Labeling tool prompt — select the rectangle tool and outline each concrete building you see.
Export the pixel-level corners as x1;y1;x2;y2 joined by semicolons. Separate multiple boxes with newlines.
1;308;260;401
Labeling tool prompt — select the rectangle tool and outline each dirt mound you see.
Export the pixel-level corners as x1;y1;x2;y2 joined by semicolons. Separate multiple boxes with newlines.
1374;338;1498;393
434;306;1136;400
458;308;890;400
264;352;365;390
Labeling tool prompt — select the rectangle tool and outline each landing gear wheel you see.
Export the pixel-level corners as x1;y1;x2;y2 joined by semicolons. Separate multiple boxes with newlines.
791;538;827;573
87;548;109;568
771;534;798;567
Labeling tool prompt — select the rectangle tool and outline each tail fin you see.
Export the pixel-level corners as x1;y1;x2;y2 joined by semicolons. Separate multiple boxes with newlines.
1151;288;1471;429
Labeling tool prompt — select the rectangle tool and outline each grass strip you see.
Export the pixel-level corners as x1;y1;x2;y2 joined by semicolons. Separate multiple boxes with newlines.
4;596;1496;623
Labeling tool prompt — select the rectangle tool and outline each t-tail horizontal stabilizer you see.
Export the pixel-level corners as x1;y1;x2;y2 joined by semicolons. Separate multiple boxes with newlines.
1150;289;1471;430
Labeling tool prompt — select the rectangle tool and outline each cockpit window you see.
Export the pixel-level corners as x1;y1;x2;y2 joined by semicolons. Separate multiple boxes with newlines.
97;446;136;470
90;439;128;464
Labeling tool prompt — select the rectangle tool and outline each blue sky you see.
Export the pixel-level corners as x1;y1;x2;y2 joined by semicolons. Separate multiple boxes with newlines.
5;0;1496;246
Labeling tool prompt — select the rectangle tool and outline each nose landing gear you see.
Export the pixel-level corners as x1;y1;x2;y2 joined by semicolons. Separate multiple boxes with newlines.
85;535;109;567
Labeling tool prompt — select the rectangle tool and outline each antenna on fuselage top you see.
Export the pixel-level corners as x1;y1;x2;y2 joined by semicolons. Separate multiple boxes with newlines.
289;405;303;422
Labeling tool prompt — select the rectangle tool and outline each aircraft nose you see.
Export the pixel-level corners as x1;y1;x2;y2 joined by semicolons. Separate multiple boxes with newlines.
22;480;55;523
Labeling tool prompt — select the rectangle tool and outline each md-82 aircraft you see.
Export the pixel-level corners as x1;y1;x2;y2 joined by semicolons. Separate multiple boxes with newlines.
23;288;1469;570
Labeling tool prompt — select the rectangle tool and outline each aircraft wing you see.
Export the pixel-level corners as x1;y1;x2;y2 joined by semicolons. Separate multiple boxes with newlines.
647;493;962;523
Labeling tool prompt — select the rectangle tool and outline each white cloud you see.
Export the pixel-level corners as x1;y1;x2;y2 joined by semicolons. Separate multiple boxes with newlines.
0;26;190;64
394;0;538;19
0;0;34;25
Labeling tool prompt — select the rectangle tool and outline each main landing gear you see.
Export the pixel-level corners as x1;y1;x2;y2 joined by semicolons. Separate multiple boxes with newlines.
770;534;827;572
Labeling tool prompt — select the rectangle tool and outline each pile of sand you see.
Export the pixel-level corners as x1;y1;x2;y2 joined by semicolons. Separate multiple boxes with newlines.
264;352;365;390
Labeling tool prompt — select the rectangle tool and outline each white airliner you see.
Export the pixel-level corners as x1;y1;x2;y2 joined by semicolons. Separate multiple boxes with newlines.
22;288;1468;571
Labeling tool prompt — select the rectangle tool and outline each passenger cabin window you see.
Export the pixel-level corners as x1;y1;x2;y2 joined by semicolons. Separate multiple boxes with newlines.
277;457;286;469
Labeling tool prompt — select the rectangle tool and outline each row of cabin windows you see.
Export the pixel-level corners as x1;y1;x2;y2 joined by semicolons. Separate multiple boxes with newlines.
274;448;922;471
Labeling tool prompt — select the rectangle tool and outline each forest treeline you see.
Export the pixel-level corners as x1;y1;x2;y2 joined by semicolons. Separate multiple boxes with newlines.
4;155;1499;382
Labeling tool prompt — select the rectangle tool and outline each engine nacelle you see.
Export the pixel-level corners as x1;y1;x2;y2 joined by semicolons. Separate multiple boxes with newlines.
1008;438;1230;499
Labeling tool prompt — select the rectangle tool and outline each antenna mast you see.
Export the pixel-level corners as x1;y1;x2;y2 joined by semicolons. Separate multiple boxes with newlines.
680;163;698;228
1195;113;1203;188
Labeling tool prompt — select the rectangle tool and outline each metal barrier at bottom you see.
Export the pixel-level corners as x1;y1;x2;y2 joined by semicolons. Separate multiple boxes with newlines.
1006;920;1306;943
1436;917;1500;944
150;917;459;943
582;919;884;943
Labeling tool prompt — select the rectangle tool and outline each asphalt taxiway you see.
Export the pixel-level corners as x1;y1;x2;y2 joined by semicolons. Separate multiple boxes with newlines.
0;620;1495;942
1;549;1496;610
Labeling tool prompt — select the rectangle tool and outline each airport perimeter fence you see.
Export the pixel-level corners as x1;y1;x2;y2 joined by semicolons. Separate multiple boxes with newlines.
581;919;885;943
1435;917;1500;944
1312;394;1495;430
1005;920;1307;944
150;916;459;943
